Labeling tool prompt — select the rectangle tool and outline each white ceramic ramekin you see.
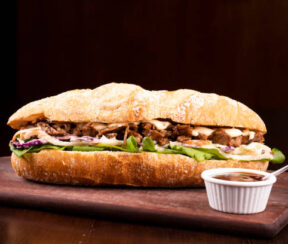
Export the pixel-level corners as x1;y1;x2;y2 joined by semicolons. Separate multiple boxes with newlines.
201;168;276;214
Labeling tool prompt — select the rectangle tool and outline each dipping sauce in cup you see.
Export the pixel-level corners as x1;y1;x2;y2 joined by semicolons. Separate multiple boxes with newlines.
213;172;265;182
201;168;276;214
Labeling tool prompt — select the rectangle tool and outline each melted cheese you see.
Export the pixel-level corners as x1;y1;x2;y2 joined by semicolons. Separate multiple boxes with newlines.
171;141;272;161
202;142;272;160
192;127;213;137
108;123;128;128
224;128;242;137
91;123;107;131
243;130;255;140
249;131;255;140
147;120;171;130
95;135;123;145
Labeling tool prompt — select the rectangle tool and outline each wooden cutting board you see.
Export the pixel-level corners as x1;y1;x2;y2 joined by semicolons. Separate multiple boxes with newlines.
0;156;287;238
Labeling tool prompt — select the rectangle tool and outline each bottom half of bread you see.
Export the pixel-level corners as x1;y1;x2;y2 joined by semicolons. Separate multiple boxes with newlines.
11;150;269;187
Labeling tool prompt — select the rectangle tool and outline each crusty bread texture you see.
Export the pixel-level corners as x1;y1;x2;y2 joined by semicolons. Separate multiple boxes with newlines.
11;150;268;187
7;83;266;132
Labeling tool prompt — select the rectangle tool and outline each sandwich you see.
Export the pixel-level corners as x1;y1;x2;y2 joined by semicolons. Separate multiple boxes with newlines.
8;83;285;187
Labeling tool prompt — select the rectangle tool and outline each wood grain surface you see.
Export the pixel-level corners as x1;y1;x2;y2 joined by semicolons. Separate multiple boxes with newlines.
1;206;288;244
0;156;287;238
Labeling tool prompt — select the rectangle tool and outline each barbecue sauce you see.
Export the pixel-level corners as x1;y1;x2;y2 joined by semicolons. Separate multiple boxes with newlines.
213;172;265;182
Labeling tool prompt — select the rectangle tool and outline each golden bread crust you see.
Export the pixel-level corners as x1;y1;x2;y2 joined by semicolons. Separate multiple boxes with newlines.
7;83;266;132
11;150;268;187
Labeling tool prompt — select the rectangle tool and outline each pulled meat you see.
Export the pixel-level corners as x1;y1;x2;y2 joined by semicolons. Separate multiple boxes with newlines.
128;130;143;143
252;132;264;143
210;129;231;145
72;123;97;137
241;135;250;145
210;129;260;147
230;136;242;147
149;130;166;141
122;126;129;146
97;124;127;137
36;122;71;136
177;136;192;143
24;121;264;147
176;125;193;137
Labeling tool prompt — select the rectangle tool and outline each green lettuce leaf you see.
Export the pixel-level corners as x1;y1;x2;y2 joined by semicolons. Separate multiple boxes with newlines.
142;137;156;152
255;148;285;164
169;144;215;161
9;143;67;157
29;144;68;152
71;145;105;152
10;136;140;157
10;137;285;164
9;142;32;157
194;148;228;160
91;136;138;152
271;148;285;164
142;137;178;154
126;136;138;152
168;144;230;161
89;144;128;151
155;147;178;154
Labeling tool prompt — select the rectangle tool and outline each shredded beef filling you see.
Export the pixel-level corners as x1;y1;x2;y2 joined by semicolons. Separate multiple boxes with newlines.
23;121;264;147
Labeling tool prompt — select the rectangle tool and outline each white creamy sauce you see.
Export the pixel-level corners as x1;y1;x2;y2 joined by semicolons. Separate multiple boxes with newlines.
249;131;255;140
44;134;123;146
95;135;123;145
107;123;127;128
224;128;242;137
241;130;255;140
170;141;272;161
148;120;171;130
203;142;272;161
192;127;213;137
91;123;107;131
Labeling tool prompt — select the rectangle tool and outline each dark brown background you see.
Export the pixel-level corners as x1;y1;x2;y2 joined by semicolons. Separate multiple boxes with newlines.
2;0;288;168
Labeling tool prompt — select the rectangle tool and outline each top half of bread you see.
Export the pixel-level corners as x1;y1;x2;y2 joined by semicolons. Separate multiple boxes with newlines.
7;83;266;132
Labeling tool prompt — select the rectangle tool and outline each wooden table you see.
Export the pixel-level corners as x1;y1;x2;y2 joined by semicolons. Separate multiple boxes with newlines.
0;156;287;243
0;206;287;243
